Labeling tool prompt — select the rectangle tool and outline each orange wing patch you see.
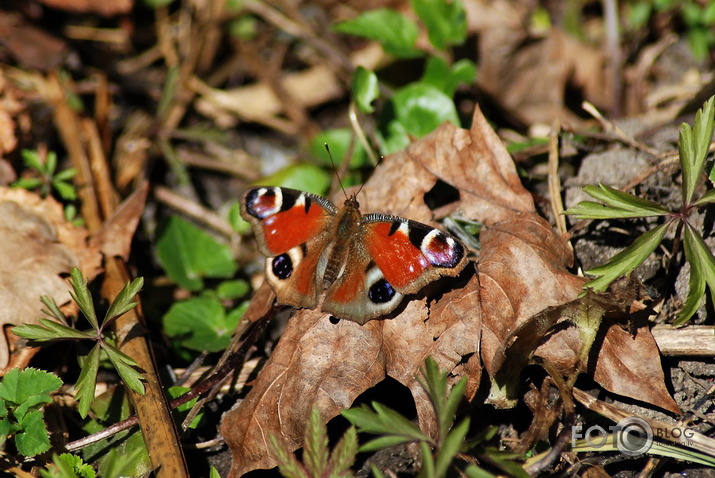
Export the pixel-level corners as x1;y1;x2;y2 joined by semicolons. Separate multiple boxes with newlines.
364;222;429;290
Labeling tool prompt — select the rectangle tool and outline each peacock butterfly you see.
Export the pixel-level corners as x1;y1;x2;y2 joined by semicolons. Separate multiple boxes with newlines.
241;186;469;324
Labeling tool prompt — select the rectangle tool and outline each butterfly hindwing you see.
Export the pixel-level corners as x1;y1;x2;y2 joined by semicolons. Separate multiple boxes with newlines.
322;240;404;324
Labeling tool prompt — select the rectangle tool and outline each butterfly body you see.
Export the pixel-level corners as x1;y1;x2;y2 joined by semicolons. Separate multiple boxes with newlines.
242;186;468;324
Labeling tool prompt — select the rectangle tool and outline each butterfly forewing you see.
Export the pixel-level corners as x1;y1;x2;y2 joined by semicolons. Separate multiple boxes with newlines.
242;187;337;256
242;187;337;309
362;215;467;294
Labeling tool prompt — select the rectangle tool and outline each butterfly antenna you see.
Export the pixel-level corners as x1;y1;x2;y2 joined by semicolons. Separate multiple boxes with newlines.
324;143;349;200
353;155;381;198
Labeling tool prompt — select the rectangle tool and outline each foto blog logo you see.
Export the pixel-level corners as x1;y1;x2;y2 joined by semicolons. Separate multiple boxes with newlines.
573;417;654;456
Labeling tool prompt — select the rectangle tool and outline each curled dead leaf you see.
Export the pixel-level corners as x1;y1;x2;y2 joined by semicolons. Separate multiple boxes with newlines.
0;187;101;372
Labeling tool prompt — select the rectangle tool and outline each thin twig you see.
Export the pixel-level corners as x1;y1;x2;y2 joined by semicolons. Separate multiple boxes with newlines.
582;101;661;158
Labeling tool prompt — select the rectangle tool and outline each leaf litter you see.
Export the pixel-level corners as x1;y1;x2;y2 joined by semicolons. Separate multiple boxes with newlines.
221;108;677;475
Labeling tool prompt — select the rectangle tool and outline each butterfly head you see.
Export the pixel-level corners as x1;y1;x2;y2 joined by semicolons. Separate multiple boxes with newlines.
344;194;360;211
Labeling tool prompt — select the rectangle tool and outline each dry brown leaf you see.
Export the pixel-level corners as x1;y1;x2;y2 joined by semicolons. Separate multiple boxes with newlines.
89;181;149;260
222;107;674;475
0;13;69;71
594;324;679;413
470;1;606;127
0;187;101;372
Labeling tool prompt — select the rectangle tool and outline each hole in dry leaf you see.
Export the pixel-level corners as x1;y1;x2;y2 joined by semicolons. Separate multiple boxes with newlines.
423;180;460;210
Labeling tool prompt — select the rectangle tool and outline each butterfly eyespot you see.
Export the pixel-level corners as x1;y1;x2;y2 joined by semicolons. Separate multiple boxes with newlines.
368;278;396;304
272;253;293;279
245;187;282;219
421;230;464;268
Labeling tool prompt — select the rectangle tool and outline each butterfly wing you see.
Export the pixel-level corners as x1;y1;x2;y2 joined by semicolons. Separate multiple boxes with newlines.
322;214;467;323
242;187;338;309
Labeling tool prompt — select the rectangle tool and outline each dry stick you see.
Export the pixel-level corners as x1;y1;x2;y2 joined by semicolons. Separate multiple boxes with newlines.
582;101;661;158
154;185;235;238
244;0;354;73
65;316;270;452
603;0;623;117
104;258;189;477
547;117;568;237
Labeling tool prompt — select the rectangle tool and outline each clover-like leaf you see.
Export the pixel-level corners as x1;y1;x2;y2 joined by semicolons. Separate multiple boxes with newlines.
353;66;379;114
334;9;422;58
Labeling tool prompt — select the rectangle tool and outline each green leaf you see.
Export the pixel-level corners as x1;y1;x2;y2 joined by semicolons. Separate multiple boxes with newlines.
309;129;369;169
342;402;430;452
168;386;203;429
371;465;387;478
353;66;379;114
13;319;94;342
104;277;143;323
334;9;422;58
254;163;332;195
69;268;99;330
15;409;51;456
53;180;77;201
227;200;252;234
392;83;459;138
162;297;244;352
304;408;329;475
0;368;62;405
102;344;145;395
411;0;467;50
12;177;44;190
40;295;67;323
693;188;715;206
156;216;237;291
98;445;150;478
417;441;435;478
75;344;101;418
360;434;420;452
216;279;250;300
45;151;57;175
53;167;77;182
464;464;497;478
584;222;671;291
22;149;45;172
329;426;358;476
627;1;653;29
269;434;310;478
208;466;221;478
680;96;715;204
677;223;715;324
41;453;96;478
421;57;476;97
564;183;670;219
434;418;469;477
378;119;411;155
